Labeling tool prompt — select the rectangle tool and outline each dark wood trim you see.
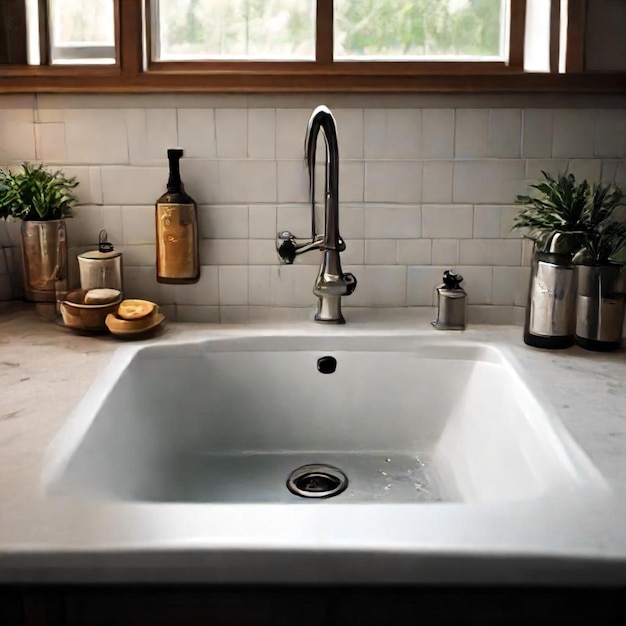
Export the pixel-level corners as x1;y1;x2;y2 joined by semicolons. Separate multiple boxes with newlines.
37;0;49;65
147;61;515;76
0;71;624;94
119;0;143;76
316;0;333;64
566;0;587;72
550;0;561;73
508;0;526;69
0;0;27;64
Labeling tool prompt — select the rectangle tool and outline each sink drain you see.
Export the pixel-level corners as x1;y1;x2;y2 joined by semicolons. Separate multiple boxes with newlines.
287;464;348;499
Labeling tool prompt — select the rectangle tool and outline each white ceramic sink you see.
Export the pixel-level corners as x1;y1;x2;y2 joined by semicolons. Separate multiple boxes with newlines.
45;334;604;505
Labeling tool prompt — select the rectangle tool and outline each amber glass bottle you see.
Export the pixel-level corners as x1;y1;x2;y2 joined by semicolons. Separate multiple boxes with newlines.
156;148;200;284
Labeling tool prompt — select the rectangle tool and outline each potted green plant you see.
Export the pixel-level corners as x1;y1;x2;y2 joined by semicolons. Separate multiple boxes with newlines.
0;163;78;302
512;171;587;349
571;181;626;351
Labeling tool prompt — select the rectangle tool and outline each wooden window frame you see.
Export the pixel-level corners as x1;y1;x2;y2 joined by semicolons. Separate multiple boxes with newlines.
0;0;623;93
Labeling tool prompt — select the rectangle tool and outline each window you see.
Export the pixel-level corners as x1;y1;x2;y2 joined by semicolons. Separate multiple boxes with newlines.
0;0;622;93
48;0;115;64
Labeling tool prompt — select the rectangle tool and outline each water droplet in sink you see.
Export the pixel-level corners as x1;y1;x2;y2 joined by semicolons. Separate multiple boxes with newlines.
380;470;388;476
385;458;391;463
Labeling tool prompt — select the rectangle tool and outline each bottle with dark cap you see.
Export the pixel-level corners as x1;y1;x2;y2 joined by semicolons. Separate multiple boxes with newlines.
155;148;200;284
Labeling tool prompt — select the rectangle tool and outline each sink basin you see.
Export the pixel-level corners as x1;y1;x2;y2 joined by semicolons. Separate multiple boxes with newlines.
45;334;603;505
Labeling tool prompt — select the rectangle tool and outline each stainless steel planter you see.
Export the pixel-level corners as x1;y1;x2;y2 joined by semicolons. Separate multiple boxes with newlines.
20;219;67;302
575;264;626;351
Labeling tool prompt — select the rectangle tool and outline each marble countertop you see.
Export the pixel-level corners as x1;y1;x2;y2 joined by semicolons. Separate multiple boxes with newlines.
1;306;625;586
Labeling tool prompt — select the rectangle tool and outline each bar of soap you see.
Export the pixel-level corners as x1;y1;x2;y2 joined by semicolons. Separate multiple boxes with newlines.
117;299;157;320
84;288;121;305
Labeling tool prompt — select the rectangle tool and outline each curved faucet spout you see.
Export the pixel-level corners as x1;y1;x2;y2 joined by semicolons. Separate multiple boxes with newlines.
276;105;356;323
305;105;341;252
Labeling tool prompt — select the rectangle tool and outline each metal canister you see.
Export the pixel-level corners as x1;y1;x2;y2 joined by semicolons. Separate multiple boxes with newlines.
78;230;123;292
432;270;467;330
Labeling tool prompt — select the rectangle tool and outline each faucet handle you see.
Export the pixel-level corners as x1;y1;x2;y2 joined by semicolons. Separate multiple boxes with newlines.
277;231;298;264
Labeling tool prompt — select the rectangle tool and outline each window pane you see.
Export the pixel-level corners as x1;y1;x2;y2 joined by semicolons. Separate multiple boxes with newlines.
335;0;507;60
154;0;315;61
49;0;115;64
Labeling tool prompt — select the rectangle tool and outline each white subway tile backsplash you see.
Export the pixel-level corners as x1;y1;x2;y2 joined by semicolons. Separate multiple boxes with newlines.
364;109;421;159
199;205;248;239
249;239;278;265
333;109;364;159
473;205;501;238
175;266;219;305
270;265;319;307
339;206;365;239
339;161;365;202
492;266;530;306
364;206;421;239
177;305;220;323
101;167;168;204
522;109;553;158
364;161;422;203
179;159;219;204
422;205;473;239
525;158;569;181
459;239;521;266
200;239;249;265
407;266;443;306
277;161;309;203
219;266;248;305
422;161;453;204
397;239;432;265
455;109;489;158
248;109;276;159
216;109;248;158
345;266;407;307
488;109;521;158
456;266;493;304
249;205;277;239
127;109;178;164
431;239;459;266
567;159;602;183
601;160;626;187
277;204;312;238
65;205;103;247
101;206;124;245
594;109;626;158
276;109;311;159
64;109;128;164
421;109;454;158
2;95;623;323
248;265;271;305
342;239;365;265
552;109;595;158
365;240;397;265
121;244;155;266
35;123;66;162
177;109;217;158
121;205;156;244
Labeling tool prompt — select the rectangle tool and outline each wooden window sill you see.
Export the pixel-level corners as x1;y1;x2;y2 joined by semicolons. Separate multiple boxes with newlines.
0;70;624;93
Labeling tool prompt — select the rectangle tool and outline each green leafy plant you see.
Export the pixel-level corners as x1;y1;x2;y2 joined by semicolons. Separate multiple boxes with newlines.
513;171;626;262
0;162;78;221
512;171;588;254
573;182;626;264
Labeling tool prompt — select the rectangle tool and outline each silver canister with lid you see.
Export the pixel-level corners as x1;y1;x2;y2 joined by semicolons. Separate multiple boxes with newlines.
78;230;123;293
432;270;467;330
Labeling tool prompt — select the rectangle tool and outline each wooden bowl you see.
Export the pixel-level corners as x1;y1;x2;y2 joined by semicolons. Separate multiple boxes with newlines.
60;289;122;331
105;305;161;333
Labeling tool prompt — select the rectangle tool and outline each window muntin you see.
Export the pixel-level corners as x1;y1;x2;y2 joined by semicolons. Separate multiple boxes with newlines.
48;0;115;64
152;0;316;61
334;0;508;61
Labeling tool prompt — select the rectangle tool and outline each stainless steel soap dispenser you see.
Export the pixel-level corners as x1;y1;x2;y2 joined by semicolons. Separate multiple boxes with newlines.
432;270;467;330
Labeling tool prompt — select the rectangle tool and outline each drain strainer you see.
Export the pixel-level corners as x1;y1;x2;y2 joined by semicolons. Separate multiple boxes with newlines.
287;464;348;499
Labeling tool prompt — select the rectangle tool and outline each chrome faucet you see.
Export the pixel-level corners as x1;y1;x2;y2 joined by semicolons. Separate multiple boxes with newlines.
276;105;357;324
